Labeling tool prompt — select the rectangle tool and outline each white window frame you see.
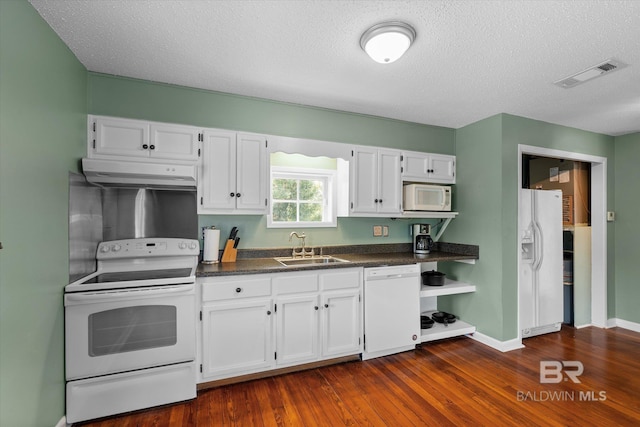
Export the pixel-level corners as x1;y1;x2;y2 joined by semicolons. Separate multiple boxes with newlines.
267;166;337;228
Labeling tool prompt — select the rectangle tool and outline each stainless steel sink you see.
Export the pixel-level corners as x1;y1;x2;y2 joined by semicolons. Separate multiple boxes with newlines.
274;255;351;267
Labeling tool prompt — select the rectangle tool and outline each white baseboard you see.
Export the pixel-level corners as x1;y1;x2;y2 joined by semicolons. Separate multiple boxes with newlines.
468;332;524;352
574;323;593;329
55;415;69;427
607;318;640;333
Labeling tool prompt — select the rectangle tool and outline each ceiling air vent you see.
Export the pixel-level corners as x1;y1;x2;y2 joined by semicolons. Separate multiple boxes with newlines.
554;58;628;88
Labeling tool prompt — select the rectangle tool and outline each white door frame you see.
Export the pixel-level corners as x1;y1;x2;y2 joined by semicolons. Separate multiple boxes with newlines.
517;145;608;342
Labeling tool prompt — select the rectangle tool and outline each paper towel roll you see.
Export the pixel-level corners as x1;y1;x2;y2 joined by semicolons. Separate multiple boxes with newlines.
203;228;220;263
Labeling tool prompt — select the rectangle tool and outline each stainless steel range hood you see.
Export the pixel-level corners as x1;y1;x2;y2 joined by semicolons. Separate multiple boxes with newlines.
82;158;197;187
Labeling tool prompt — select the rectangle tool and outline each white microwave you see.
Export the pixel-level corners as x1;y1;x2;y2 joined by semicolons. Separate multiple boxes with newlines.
403;184;452;211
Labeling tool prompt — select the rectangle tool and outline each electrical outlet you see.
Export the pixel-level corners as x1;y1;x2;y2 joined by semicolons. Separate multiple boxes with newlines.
373;225;383;237
382;225;389;237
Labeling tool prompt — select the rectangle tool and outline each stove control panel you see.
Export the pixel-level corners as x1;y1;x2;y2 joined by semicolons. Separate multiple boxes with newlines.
97;238;200;259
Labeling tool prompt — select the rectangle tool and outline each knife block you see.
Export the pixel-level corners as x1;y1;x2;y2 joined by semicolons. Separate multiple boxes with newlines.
220;240;237;263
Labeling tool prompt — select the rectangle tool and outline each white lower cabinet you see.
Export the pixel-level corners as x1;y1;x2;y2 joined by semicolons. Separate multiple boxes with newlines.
321;289;361;357
198;267;362;383
275;293;320;366
200;275;273;380
201;298;273;379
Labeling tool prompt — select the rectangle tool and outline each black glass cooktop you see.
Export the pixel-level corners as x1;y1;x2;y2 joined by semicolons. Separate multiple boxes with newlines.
82;268;193;284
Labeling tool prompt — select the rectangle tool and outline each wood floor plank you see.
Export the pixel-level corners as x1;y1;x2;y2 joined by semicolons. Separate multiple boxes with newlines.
77;326;640;427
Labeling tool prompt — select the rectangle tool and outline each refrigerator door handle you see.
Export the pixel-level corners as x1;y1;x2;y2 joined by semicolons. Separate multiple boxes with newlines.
532;220;544;271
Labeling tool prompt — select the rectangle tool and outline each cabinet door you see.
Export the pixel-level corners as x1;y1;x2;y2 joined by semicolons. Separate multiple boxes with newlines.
201;299;273;379
402;151;456;184
236;133;267;212
149;123;200;161
402;151;429;181
321;289;361;358
428;154;456;183
93;116;150;159
377;149;402;214
199;129;237;211
351;147;378;214
275;294;319;366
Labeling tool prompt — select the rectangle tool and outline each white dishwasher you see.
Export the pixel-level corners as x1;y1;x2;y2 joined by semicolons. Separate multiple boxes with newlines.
362;264;421;360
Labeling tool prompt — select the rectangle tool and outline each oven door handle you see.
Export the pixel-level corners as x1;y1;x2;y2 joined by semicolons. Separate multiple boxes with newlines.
65;284;194;303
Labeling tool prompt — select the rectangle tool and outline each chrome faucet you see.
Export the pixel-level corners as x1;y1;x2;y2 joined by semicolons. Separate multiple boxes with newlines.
289;231;305;245
289;231;314;258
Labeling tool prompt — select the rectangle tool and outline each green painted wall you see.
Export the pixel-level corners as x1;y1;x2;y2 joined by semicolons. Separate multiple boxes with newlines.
614;132;640;323
502;114;616;328
199;216;442;249
439;114;615;341
437;115;507;339
0;1;87;426
87;73;455;247
88;73;454;152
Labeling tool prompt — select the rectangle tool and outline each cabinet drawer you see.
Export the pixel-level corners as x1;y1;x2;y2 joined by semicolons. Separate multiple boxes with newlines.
319;268;361;291
273;272;319;295
202;276;271;301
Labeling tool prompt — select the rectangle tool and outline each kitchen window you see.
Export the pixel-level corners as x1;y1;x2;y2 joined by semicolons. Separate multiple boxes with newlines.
268;166;337;228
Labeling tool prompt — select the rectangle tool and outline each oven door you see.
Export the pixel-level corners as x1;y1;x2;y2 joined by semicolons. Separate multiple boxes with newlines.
65;284;195;380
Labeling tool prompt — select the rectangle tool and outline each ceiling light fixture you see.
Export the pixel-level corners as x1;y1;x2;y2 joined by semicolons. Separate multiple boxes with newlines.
360;21;416;64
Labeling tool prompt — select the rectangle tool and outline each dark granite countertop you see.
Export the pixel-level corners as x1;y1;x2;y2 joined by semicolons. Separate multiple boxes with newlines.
197;242;478;277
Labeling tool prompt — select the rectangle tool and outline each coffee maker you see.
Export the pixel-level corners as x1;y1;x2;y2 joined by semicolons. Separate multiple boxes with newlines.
412;224;434;255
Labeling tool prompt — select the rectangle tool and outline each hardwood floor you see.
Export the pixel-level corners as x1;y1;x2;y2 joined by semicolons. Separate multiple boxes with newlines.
77;326;640;426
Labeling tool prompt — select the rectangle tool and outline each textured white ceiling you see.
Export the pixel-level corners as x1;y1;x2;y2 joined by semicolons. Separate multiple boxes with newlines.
29;0;640;136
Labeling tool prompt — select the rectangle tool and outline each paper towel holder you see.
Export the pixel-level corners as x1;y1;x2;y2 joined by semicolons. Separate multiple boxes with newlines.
202;226;220;264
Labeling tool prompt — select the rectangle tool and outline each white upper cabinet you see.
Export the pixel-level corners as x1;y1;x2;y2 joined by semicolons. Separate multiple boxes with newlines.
89;115;200;162
236;133;268;211
402;150;456;184
148;123;200;161
198;130;267;214
350;147;402;215
86;116;458;219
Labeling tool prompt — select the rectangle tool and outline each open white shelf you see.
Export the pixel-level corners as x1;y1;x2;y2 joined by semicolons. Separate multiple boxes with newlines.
399;211;459;219
419;310;476;343
420;278;476;298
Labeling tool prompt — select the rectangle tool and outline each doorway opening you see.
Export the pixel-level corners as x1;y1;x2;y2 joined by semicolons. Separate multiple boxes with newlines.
517;145;607;342
522;155;591;327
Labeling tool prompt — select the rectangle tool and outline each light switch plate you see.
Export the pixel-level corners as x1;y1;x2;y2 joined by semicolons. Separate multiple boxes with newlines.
607;211;615;222
373;225;383;237
382;225;389;237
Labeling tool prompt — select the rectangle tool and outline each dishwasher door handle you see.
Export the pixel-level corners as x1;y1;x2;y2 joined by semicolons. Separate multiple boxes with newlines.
366;273;418;281
383;274;405;279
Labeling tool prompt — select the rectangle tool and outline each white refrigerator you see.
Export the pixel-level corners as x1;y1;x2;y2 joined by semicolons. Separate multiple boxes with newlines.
519;189;563;338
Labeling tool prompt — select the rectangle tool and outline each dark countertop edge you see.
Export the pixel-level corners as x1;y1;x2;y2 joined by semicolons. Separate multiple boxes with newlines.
197;246;478;277
207;242;478;260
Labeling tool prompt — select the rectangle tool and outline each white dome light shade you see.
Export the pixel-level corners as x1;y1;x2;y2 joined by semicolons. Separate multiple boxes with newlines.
360;22;416;64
